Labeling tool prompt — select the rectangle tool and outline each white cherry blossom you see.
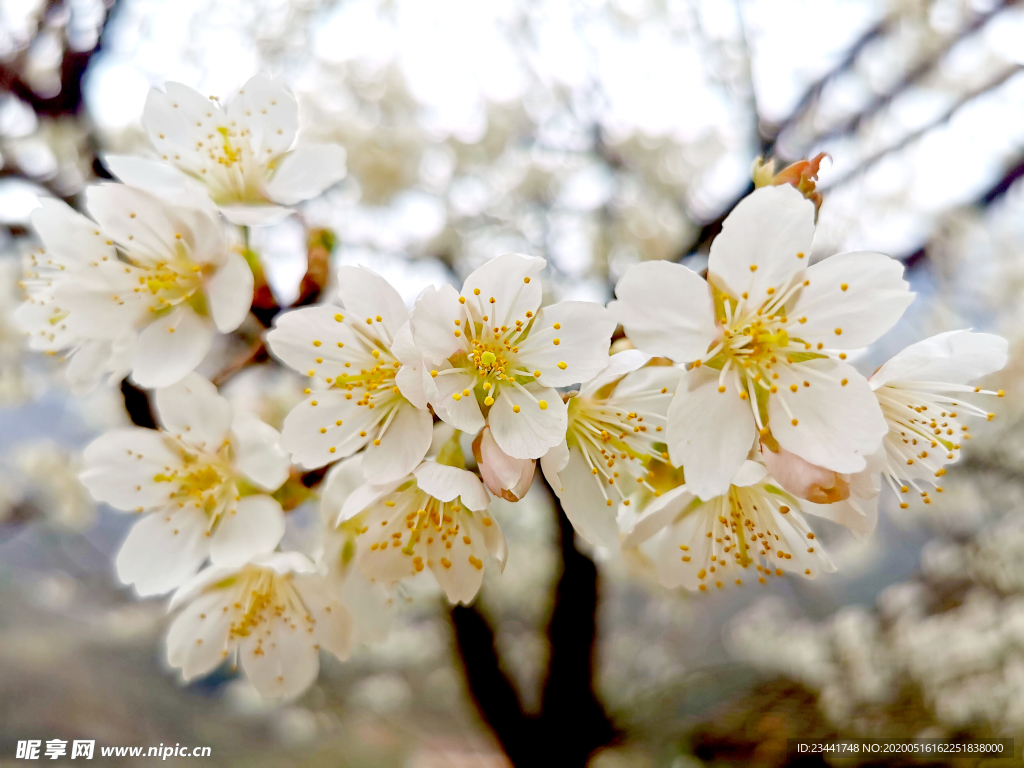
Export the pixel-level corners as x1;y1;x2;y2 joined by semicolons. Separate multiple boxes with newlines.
166;551;352;700
410;253;616;460
623;460;876;592
611;185;912;500
341;460;506;605
265;265;433;484
868;330;1007;507
106;74;347;226
541;350;682;549
16;187;252;389
80;374;289;596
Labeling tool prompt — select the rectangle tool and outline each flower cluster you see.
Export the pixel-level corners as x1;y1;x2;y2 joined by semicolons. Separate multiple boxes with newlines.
14;74;1007;701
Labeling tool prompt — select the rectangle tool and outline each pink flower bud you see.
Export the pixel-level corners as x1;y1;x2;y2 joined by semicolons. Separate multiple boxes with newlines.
760;442;850;504
473;427;536;502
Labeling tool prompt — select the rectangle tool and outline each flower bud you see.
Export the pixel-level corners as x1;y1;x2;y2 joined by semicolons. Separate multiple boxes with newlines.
760;441;850;504
752;152;827;213
473;427;536;502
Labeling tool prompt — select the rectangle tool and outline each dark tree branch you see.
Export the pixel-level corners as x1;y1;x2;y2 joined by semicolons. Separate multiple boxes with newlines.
120;378;156;429
452;479;616;767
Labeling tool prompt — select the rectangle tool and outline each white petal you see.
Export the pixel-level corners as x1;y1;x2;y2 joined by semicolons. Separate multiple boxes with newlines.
339;477;404;524
239;616;320;700
461;253;545;329
103;155;216;211
231;412;290;492
279;389;380;469
579;350;649;398
265;304;366;382
708;185;815;307
429;368;485;434
413;461;490;510
294;574;353;660
539;438;571;479
551;447;620;549
166;588;235;679
265;144;347;205
226;74;298;158
425;528;486;605
209;495;285;567
768;358;886;473
622;485;693;548
116;508;209;596
609;261;718;361
518;301;615;387
651;500;715;590
360;401;433;484
253;550;319;576
153;372;232;450
30;196;117;265
339;566;393;644
205;251;254;333
319;456;365;523
488;383;568;460
801;495;878;538
169;562;238;611
732;460;770;488
410;284;467;364
131;308;214;388
790;251;912;350
80;428;184;511
870;330;1008;387
218;203;294;227
666;366;755;500
334;265;408;344
391;322;431;409
477;511;507;571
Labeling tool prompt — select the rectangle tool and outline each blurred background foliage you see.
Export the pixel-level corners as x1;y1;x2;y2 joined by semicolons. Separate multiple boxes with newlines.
2;0;1024;765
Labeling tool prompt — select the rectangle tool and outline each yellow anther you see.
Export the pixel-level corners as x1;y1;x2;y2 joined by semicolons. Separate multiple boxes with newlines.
538;400;548;410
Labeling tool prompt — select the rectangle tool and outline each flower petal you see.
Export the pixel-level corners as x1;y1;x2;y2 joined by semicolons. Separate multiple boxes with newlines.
80;428;184;511
579;350;649;398
413;461;489;510
103;155;216;211
518;301;615;387
231;412;290;492
410;284;467;365
209;495;285;567
205;251;254;333
768;358;886;473
550;446;620;549
360;400;433;484
131;308;214;389
790;251;912;350
462;252;544;327
279;389;381;469
488;383;568;460
609;261;719;361
265;304;367;383
335;265;408;344
153;373;232;451
218;204;294;227
264;143;347;205
115;507;209;596
239;616;320;700
708;185;815;307
429;368;485;434
870;330;1008;388
666;366;755;500
226;74;298;158
294;574;353;660
166;588;235;679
